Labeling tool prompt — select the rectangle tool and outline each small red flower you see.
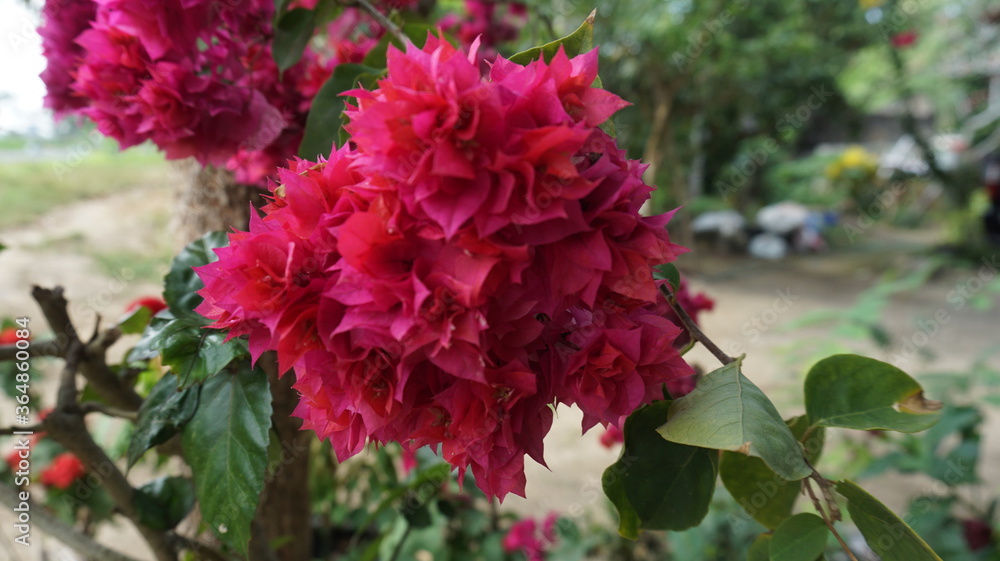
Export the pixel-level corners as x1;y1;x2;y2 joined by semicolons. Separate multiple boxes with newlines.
891;31;918;48
125;296;168;316
963;519;993;552
503;513;560;561
5;449;26;473
0;327;20;345
40;453;86;490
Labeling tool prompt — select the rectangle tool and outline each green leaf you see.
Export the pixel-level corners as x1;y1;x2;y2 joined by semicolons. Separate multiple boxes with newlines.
273;8;315;72
720;416;825;529
134;476;196;531
836;480;944;561
131;311;247;387
164;231;228;320
770;513;829;561
603;401;718;538
655;263;681;291
298;63;382;160
748;533;773;561
805;355;942;432
509;9;595;65
273;0;291;21
116;305;152;335
127;373;199;468
658;357;811;481
181;364;272;555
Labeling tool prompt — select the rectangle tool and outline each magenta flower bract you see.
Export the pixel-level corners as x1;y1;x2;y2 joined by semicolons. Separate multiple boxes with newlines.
196;39;693;499
39;0;97;115
37;0;384;184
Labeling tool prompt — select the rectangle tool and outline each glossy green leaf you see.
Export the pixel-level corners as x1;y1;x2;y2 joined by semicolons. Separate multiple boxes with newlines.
127;373;199;469
655;263;681;292
164;231;228;320
770;513;829;561
298;63;382;159
134;476;196;531
509;9;595;65
658;357;811;481
748;533;773;561
837;480;943;561
721;416;825;529
805;355;942;432
181;364;272;555
117;305;152;335
603;401;718;538
132;311;246;387
273;8;315;72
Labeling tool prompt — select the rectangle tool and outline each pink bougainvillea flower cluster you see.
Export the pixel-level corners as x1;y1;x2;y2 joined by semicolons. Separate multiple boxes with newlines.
38;0;380;184
195;38;693;499
503;512;559;561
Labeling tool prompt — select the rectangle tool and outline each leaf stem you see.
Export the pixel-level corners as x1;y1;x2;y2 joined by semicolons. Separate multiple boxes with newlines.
351;0;410;47
804;473;859;561
658;284;735;366
388;522;413;561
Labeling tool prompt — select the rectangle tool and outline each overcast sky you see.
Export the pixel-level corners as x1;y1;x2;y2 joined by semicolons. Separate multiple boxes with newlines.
0;0;53;136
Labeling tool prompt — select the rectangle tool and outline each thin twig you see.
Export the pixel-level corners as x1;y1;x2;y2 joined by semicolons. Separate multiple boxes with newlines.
352;0;410;46
388;522;413;561
40;340;176;561
0;482;144;561
804;475;859;561
31;286;141;411
0;339;63;361
80;401;139;421
168;533;231;561
56;339;84;410
0;425;42;436
658;284;736;366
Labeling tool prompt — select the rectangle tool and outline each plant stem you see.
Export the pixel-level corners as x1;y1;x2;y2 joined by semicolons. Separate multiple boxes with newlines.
80;401;139;421
388;523;413;561
352;0;410;47
804;475;859;561
658;284;736;366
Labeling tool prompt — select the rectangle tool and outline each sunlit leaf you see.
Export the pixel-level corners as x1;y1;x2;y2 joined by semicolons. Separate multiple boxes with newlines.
659;357;811;481
805;355;941;432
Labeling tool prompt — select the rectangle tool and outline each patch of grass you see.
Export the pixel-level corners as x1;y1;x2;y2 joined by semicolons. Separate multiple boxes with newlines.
90;249;174;284
0;142;171;227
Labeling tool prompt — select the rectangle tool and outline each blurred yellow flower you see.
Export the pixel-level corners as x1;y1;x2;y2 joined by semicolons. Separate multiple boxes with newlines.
859;0;885;10
839;146;878;170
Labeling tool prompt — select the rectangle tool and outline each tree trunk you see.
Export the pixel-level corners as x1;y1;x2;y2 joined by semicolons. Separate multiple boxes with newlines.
169;162;262;244
172;161;313;561
641;84;694;247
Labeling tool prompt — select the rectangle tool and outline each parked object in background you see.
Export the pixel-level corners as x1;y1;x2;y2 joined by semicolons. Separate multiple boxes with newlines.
692;210;748;253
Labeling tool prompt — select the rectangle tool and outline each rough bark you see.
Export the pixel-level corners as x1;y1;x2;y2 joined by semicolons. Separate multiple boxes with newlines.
169;161;263;246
